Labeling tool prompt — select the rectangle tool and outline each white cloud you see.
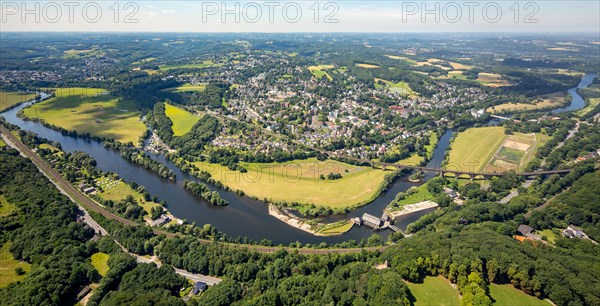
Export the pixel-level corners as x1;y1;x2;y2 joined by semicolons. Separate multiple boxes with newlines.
161;9;176;14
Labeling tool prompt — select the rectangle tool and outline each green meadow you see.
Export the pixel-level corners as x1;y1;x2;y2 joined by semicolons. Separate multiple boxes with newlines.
489;284;550;306
164;103;200;136
406;276;460;306
22;88;146;144
0;90;37;112
446;126;506;173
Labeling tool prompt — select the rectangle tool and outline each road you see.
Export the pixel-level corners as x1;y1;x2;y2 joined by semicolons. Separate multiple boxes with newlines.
0;125;385;255
499;180;533;204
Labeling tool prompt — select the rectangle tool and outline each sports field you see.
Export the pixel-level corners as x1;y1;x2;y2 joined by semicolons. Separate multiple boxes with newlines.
406;276;460;306
446;126;506;173
489;284;550;306
308;65;334;81
0;90;37;112
192;158;389;208
485;132;550;172
91;252;110;277
374;78;417;96
22;88;146;144
164;103;200;136
0;242;31;288
163;83;207;93
488;92;566;113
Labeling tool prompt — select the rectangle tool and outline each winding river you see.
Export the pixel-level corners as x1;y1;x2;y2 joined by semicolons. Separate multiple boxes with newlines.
1;73;594;244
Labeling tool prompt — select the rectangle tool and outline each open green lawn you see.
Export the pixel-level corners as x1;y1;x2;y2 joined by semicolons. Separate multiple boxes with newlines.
159;60;219;70
0;90;37;112
576;83;600;116
0;138;5;147
406;276;460;306
163;83;207;93
0;242;31;288
392;184;434;208
164;103;200;136
447;126;506;173
497;147;526;164
538;229;559;243
308;65;334;81
374;78;417;96
192;158;389;208
96;176;161;217
91;252;110;277
317;221;354;236
0;195;17;217
22;88;146;144
489;284;550;306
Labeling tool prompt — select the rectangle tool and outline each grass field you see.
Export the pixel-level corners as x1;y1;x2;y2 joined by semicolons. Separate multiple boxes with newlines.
389;184;434;210
385;55;417;64
446;126;506;173
538;229;559;243
0;195;16;217
163;83;207;93
164;103;200;136
159;60;219;70
308;65;334;81
406;276;460;306
356;63;380;69
0;242;31;288
317;221;354;236
91;252;110;277
485;132;550;172
22;88;146;144
0;139;5;148
192;158;389;208
576;84;600;116
489;284;550;306
374;78;417;96
488;92;566;113
96;176;161;217
0;90;37;112
436;71;468;80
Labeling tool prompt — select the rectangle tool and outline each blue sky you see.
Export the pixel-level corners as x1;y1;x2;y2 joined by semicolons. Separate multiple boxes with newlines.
1;1;599;32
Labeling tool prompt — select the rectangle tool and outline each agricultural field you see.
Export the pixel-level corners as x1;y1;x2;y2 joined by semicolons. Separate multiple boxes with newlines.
436;71;468;80
405;276;460;306
91;252;110;277
132;57;157;64
488;92;566;113
446;126;506;173
355;63;380;69
374;78;417;96
62;48;105;59
484;132;549;172
159;60;219;70
385;55;417;64
476;73;513;87
489;284;550;306
192;158;389;208
308;64;334;81
0;90;37;112
0;242;31;288
95;176;161;217
164;103;200;136
22;88;146;144
163;83;207;93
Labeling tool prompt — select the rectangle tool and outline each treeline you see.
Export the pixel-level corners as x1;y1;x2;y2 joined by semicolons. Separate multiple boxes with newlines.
103;140;176;180
0;149;97;305
184;180;229;206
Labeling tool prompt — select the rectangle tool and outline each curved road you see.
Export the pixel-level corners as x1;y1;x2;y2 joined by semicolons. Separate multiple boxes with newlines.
0;125;385;255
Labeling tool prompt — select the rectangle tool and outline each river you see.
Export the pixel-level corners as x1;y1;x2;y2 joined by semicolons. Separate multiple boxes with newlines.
1;73;593;244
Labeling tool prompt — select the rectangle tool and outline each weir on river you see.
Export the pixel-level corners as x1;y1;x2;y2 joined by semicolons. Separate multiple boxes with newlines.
1;73;595;244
